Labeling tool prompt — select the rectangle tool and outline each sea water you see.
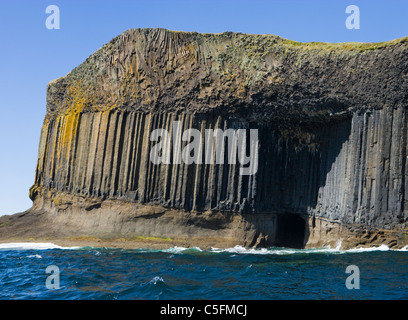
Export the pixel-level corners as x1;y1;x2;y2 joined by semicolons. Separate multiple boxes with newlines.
0;242;406;300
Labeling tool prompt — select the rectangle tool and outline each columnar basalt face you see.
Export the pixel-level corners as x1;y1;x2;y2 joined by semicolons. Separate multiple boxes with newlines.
2;28;408;249
316;108;408;229
32;106;408;228
32;110;350;215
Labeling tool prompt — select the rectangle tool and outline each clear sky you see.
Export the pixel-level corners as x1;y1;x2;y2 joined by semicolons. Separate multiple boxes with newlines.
0;0;407;216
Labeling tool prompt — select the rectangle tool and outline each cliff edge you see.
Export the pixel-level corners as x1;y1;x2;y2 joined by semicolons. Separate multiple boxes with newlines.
1;28;408;249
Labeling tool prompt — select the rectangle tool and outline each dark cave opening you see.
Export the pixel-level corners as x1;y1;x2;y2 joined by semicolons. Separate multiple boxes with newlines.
275;214;307;249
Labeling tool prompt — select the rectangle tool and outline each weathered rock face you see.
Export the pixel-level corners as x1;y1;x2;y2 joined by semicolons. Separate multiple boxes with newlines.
2;28;408;249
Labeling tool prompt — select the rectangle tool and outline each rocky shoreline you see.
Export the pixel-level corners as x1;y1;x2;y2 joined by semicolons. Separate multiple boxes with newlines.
0;193;406;250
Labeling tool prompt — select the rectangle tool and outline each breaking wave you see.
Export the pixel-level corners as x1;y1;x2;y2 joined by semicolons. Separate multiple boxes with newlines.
0;242;81;251
0;241;406;255
154;243;407;255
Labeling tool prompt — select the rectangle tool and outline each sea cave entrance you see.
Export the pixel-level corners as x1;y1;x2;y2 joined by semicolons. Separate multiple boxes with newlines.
275;214;307;249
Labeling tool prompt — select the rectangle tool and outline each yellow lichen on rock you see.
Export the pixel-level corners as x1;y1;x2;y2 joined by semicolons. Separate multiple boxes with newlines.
57;82;89;160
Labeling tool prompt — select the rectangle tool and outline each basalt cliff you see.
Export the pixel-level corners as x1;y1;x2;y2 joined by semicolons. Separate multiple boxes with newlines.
1;28;408;249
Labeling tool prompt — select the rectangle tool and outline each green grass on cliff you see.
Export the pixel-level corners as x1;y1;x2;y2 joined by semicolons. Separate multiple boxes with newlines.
278;36;408;52
167;28;408;52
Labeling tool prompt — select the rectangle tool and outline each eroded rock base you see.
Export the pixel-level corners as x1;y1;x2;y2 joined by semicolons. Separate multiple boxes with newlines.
1;191;406;250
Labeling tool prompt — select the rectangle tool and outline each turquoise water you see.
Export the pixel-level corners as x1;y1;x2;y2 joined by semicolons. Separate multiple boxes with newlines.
0;243;406;300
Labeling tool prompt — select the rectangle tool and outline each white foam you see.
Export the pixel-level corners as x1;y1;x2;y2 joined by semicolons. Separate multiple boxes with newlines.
150;276;165;284
0;242;80;250
162;246;189;253
335;239;343;251
162;246;203;254
208;243;408;255
217;245;342;255
211;245;300;255
147;243;408;254
135;243;408;255
345;244;390;253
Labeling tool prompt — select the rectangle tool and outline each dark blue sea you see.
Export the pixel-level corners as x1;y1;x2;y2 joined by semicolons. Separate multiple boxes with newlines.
0;243;406;300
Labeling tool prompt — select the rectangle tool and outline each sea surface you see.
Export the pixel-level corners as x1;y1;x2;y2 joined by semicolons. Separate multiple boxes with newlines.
0;242;406;300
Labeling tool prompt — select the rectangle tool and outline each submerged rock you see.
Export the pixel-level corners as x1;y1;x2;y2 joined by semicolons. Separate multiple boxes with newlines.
1;28;408;249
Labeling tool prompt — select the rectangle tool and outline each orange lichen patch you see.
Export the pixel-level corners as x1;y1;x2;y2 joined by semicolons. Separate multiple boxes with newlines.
56;81;90;160
54;111;79;163
60;111;80;158
66;81;94;113
55;81;119;162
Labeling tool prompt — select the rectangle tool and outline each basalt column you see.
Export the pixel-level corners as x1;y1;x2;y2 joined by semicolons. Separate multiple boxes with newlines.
30;108;354;248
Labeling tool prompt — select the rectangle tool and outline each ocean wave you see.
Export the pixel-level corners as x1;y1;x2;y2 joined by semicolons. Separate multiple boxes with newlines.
0;242;81;251
345;244;391;253
0;241;406;255
25;254;42;259
163;246;202;254
147;276;165;285
155;243;408;255
210;245;341;255
162;246;189;253
138;276;178;299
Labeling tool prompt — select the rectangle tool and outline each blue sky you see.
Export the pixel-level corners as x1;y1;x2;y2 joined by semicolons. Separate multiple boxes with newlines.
0;0;407;216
